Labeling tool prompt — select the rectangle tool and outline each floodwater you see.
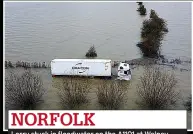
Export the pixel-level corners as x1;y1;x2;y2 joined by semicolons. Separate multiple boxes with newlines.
5;2;191;62
5;66;192;129
4;2;192;129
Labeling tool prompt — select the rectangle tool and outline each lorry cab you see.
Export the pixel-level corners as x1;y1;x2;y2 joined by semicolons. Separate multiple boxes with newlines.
117;62;131;80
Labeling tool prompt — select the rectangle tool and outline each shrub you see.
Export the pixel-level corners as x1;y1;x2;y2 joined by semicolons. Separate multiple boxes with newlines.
42;62;47;68
6;61;14;68
58;77;90;109
138;10;168;58
138;38;161;58
137;66;179;109
141;11;168;39
85;45;97;58
137;2;143;5
16;61;21;67
137;5;147;15
5;61;8;68
5;70;45;110
15;61;48;68
184;95;191;111
97;80;128;110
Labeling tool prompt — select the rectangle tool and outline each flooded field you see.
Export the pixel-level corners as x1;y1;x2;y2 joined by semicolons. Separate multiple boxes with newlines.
5;63;191;128
6;64;191;110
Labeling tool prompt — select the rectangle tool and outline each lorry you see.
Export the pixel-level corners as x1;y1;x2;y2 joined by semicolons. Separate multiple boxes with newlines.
117;62;132;80
51;59;131;80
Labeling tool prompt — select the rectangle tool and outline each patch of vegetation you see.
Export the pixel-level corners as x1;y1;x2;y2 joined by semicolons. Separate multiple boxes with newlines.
5;61;49;69
5;61;14;68
97;80;129;110
58;77;90;109
137;66;180;110
136;2;143;5
85;45;97;58
5;70;45;110
137;10;168;58
137;5;147;15
184;95;191;111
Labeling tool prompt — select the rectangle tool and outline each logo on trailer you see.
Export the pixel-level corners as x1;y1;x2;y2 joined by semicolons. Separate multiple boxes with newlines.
72;63;89;73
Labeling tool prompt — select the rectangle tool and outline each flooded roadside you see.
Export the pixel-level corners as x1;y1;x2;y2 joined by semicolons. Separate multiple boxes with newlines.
5;61;191;110
5;62;191;129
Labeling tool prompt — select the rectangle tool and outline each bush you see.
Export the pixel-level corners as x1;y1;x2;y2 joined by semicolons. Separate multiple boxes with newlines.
184;95;191;111
5;61;14;68
85;45;97;58
97;80;128;110
5;70;45;110
137;2;143;5
137;5;147;15
58;77;90;109
141;11;168;39
8;61;14;68
138;10;168;58
5;61;8;68
137;66;179;109
138;38;161;58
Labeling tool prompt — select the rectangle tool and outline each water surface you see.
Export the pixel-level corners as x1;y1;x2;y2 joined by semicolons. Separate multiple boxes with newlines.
5;2;191;62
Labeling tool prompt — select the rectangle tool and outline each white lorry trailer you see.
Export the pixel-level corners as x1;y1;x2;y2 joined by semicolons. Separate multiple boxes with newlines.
51;59;131;80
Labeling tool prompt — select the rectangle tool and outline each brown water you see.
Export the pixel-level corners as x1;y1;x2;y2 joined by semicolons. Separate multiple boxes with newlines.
6;65;191;110
5;2;191;62
4;2;192;129
5;65;192;128
12;66;188;110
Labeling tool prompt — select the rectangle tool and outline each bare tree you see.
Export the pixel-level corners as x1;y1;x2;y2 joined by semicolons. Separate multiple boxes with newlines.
137;65;179;109
97;80;129;110
5;70;45;110
58;77;90;109
184;95;191;111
